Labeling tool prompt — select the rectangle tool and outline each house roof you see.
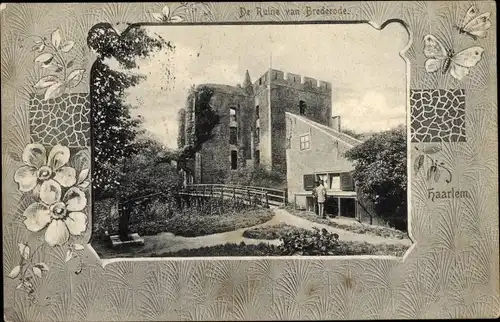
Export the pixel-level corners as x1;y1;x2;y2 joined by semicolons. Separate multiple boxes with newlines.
286;112;363;148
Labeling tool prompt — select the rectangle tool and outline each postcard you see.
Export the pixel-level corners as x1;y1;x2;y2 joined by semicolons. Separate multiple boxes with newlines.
2;1;498;320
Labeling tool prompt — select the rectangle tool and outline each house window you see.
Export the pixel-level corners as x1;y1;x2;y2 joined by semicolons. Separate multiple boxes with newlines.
230;107;237;123
255;105;259;119
231;150;238;170
303;174;315;191
299;100;307;115
230;127;237;145
300;134;310;150
328;173;341;190
340;172;355;191
255;150;260;165
259;78;262;85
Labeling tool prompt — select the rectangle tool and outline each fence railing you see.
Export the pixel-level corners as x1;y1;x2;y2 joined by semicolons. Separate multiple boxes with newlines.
180;184;287;208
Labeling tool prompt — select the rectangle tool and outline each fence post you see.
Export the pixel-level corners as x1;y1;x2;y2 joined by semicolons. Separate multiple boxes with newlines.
233;188;236;200
221;186;224;199
247;189;251;206
265;191;269;208
210;185;213;197
284;190;288;206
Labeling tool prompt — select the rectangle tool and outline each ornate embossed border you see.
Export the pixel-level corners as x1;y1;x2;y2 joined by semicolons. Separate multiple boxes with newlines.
2;2;498;320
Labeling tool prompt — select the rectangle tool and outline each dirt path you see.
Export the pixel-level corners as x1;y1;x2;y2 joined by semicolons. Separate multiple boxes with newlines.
99;208;411;259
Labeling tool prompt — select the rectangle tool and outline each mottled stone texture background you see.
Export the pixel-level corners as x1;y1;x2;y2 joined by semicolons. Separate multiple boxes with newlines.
29;93;90;147
411;89;466;142
1;1;498;321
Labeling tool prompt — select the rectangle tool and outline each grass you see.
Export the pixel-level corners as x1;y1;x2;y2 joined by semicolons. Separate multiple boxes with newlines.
285;206;408;240
243;223;309;240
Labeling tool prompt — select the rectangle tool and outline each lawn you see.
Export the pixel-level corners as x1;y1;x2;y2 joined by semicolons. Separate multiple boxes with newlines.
285;206;408;240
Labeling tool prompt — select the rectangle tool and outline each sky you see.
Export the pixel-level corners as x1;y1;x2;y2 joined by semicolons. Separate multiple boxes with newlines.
109;23;409;148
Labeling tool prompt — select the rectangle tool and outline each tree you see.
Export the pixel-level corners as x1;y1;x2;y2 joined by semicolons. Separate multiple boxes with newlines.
88;23;173;199
88;24;174;240
344;125;407;230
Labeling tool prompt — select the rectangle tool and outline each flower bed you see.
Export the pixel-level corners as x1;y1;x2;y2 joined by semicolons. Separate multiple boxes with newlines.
285;206;408;240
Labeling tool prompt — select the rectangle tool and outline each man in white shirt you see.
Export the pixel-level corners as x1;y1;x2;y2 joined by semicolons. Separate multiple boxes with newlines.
313;180;327;218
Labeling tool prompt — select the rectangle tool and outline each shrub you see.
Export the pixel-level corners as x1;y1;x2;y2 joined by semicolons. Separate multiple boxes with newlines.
279;227;341;256
278;228;409;256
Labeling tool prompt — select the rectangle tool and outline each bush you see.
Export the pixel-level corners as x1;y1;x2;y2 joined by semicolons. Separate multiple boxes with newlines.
279;228;409;256
243;224;309;240
279;227;341;256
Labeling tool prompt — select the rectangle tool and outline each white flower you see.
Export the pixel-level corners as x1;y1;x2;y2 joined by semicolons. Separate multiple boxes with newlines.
23;182;87;246
14;144;77;195
151;5;183;22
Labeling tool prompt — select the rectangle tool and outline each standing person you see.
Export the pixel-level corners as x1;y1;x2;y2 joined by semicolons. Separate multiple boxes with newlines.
314;180;327;218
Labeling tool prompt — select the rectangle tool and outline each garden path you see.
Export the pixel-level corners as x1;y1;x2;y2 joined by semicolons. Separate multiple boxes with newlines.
104;208;411;258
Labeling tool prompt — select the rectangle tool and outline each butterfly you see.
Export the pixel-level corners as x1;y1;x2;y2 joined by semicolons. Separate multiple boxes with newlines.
423;34;484;80
455;5;492;40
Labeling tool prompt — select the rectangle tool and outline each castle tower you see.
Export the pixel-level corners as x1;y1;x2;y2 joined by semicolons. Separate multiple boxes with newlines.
243;70;253;96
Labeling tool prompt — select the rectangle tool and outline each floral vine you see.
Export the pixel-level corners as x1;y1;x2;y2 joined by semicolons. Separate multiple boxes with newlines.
25;28;85;100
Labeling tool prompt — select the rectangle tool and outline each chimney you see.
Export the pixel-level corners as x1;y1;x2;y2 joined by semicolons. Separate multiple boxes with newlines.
330;116;341;132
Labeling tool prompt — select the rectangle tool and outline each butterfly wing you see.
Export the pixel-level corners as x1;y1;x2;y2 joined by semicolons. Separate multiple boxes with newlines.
449;46;484;80
461;6;479;28
449;64;470;81
463;13;492;38
423;34;448;59
425;59;443;73
452;46;484;67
